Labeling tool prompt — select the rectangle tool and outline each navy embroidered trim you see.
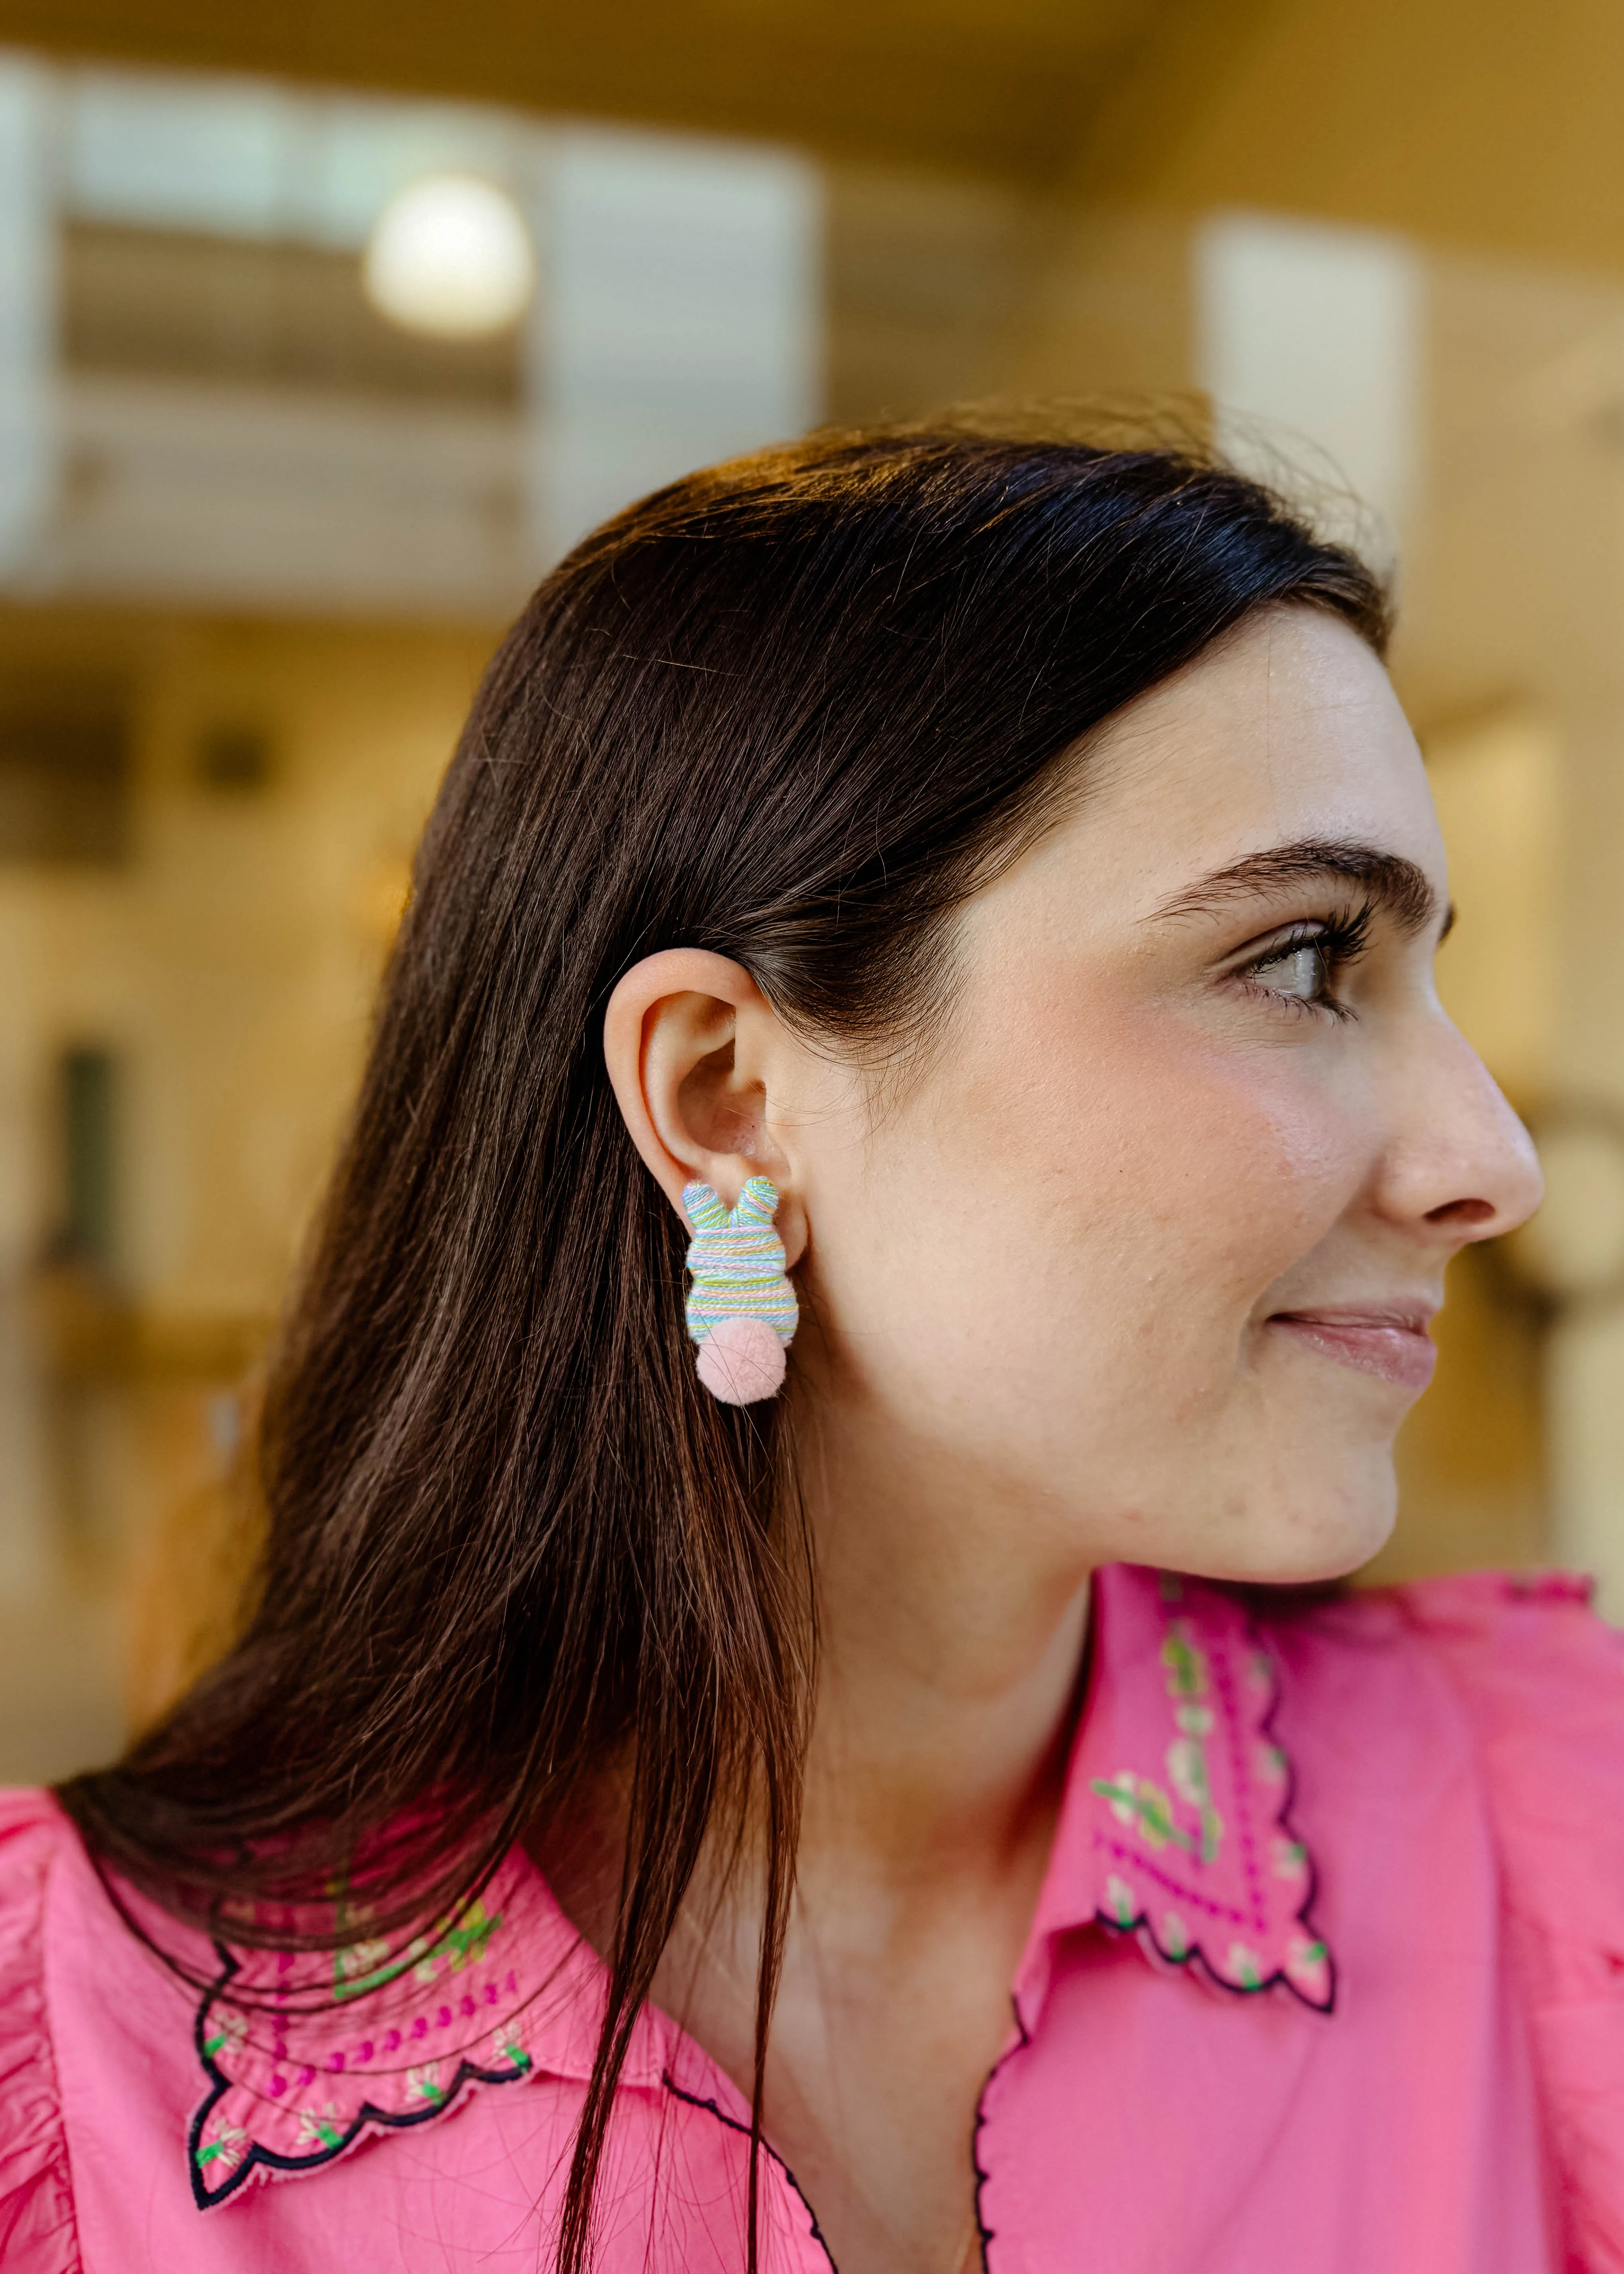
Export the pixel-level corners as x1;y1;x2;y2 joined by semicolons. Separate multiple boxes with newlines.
188;1942;533;2211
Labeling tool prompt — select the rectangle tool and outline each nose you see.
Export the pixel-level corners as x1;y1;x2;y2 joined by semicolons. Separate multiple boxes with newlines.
1376;1014;1544;1246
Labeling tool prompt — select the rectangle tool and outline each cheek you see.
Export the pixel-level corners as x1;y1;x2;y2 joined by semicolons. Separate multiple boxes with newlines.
806;1001;1371;1431
1122;1053;1355;1309
936;1009;1364;1343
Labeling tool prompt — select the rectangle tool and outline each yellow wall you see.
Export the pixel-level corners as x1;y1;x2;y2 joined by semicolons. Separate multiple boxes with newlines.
0;609;497;1326
0;608;500;1746
1099;0;1624;276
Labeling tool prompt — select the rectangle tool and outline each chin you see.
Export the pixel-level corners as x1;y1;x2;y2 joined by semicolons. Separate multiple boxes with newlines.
1179;1452;1400;1590
1264;1472;1399;1585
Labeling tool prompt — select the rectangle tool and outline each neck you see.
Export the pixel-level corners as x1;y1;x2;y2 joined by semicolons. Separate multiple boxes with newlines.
793;1395;1093;1903
536;1397;1093;1988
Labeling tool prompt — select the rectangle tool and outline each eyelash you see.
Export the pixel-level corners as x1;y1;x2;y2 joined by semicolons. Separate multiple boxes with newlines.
1235;902;1376;1021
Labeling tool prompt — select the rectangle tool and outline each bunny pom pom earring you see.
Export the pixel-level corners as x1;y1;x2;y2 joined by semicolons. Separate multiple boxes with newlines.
682;1176;798;1405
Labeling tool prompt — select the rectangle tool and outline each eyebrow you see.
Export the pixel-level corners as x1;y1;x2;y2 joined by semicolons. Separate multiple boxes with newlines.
1151;838;1450;940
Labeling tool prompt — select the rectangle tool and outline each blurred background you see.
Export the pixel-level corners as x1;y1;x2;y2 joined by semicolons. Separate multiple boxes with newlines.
2;0;1623;1781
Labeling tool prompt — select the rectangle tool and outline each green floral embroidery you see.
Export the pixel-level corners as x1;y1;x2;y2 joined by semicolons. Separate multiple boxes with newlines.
329;1893;505;2002
194;2124;246;2172
1227;1942;1263;1991
297;2103;345;2150
408;2063;447;2106
333;1935;416;2002
1104;1874;1139;1927
328;1880;403;2001
1159;1625;1207;1700
1284;1933;1333;1998
201;2009;247;2062
1092;1612;1232;1866
1083;1579;1331;2006
441;1899;501;1971
1159;1622;1223;1863
1160;1911;1191;1961
1089;1770;1195;1853
333;1936;391;1993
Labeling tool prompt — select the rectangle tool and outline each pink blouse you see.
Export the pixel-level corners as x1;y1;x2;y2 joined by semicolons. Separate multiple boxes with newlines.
4;1563;1624;2272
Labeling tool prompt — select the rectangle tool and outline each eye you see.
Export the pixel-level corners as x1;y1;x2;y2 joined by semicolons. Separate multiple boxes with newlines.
1228;901;1374;1020
1234;910;1371;1021
1251;937;1331;1006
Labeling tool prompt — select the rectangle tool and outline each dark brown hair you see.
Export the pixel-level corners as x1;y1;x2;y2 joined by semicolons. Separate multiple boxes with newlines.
59;419;1388;2266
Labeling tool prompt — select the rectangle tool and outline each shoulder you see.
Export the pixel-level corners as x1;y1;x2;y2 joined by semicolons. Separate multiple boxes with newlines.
0;1788;82;2272
1273;1569;1624;2268
1257;1569;1624;1932
0;1780;68;1899
1251;1566;1622;1773
1381;1570;1624;1991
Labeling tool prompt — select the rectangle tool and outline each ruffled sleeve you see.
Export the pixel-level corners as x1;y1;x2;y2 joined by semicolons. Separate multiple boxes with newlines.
1398;1571;1624;2273
0;1789;80;2272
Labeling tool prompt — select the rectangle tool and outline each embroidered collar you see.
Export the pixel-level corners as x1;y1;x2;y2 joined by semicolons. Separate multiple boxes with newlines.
187;1842;607;2206
1033;1563;1333;2013
185;1564;1331;2206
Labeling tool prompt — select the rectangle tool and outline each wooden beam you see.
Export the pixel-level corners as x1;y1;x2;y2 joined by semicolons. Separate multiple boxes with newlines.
0;0;1172;182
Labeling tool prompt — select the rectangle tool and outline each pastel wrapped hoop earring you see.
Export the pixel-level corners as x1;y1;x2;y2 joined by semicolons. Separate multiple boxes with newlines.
682;1176;798;1405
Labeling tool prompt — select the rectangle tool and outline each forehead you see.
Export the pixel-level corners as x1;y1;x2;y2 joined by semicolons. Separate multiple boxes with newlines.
1074;608;1440;890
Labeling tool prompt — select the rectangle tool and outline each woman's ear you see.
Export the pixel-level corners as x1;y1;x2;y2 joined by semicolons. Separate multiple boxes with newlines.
603;949;807;1261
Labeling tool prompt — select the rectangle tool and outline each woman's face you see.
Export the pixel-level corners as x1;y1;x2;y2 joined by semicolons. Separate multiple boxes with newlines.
782;607;1543;1586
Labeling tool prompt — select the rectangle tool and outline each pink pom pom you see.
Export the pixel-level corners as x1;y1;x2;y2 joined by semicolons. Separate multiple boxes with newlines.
695;1316;787;1405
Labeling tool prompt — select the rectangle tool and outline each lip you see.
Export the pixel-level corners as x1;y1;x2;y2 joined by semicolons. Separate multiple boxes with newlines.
1265;1304;1439;1392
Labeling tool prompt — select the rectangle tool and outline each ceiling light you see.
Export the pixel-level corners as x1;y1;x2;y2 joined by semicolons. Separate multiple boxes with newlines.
363;173;536;340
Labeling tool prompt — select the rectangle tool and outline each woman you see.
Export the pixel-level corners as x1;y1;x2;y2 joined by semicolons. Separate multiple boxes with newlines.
2;422;1618;2274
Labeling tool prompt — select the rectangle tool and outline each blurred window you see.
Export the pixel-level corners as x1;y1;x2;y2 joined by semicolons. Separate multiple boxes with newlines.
0;681;130;863
59;1046;117;1272
0;54;820;613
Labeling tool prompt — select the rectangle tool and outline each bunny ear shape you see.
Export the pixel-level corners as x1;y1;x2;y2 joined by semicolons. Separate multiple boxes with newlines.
681;1181;730;1232
731;1177;781;1228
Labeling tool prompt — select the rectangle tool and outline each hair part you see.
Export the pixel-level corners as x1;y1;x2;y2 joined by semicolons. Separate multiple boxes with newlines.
59;416;1389;2268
